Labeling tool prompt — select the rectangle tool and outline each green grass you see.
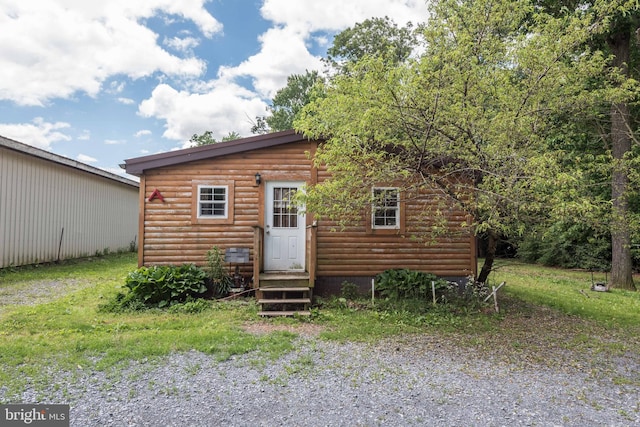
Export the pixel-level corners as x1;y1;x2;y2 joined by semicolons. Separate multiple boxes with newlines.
489;259;640;328
1;254;639;401
0;253;296;401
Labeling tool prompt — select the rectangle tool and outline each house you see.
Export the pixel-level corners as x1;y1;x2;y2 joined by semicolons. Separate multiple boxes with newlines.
0;135;139;268
124;130;477;314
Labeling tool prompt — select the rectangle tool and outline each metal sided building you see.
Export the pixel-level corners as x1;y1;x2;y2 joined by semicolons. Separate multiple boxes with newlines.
0;135;139;268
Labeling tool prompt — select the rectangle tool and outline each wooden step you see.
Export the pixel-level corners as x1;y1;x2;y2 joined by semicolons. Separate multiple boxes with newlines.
258;298;311;304
259;287;310;293
258;310;311;317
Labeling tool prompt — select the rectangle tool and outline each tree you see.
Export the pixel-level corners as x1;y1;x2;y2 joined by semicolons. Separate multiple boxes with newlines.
326;16;419;71
251;71;322;134
252;18;418;135
189;130;241;147
534;1;640;289
605;8;639;289
296;0;619;283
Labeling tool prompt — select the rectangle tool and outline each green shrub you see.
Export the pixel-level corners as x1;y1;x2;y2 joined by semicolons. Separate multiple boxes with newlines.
98;291;147;313
206;246;233;298
375;269;448;300
340;281;360;300
517;222;612;271
122;264;208;308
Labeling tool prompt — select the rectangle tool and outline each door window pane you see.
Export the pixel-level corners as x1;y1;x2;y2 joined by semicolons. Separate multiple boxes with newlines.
272;187;298;228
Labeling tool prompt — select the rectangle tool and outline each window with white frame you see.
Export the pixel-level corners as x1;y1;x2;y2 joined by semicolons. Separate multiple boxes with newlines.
197;185;228;218
372;187;399;229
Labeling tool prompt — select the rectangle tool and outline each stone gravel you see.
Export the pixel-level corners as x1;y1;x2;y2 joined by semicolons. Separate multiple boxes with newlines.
11;335;640;427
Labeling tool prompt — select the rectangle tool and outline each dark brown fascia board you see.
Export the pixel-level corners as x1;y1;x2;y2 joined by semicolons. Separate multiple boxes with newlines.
124;129;310;176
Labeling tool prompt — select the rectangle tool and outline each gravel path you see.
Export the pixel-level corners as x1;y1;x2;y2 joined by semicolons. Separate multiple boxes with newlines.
11;334;640;426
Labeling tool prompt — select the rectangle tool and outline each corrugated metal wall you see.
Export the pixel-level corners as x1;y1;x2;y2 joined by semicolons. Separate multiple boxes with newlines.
0;146;139;268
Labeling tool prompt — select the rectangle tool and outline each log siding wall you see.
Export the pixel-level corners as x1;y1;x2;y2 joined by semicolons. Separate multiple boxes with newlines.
140;142;316;273
138;139;476;284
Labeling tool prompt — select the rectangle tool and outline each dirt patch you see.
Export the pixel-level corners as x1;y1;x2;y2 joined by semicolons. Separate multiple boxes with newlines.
0;279;86;308
241;321;326;337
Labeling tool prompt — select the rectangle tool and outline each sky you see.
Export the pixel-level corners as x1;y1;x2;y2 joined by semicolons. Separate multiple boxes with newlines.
0;0;429;180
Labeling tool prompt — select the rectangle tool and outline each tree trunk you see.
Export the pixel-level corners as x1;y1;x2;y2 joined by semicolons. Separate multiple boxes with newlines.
477;229;498;283
608;31;636;290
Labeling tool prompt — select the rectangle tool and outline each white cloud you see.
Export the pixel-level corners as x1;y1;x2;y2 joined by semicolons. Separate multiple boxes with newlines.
108;81;126;94
77;130;91;140
135;130;152;137
218;26;324;99
0;0;222;106
138;83;267;142
260;0;428;31
216;0;428;100
100;166;140;182
164;36;200;53
0;118;71;150
77;153;97;163
132;0;429;145
118;97;135;105
105;139;124;145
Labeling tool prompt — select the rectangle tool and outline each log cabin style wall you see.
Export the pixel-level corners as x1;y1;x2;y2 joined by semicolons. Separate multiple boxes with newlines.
126;130;477;295
139;141;316;275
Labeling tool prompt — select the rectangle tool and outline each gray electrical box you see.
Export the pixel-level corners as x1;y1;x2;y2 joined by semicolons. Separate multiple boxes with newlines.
225;247;250;263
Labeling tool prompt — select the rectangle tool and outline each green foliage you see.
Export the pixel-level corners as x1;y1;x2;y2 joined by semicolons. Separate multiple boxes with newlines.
252;71;323;134
340;281;360;300
189;130;242;146
206;246;233;298
518;222;614;271
375;269;449;300
326;16;418;70
295;0;639;285
115;264;208;309
128;238;138;253
168;298;212;314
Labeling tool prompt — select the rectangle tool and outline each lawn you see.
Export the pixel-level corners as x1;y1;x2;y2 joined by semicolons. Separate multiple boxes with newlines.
489;259;640;328
1;253;639;401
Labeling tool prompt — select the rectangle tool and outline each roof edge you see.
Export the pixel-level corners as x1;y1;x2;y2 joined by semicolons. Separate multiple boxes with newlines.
124;129;310;176
0;135;139;188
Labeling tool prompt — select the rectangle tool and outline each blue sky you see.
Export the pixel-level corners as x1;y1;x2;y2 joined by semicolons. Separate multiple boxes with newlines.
0;0;429;180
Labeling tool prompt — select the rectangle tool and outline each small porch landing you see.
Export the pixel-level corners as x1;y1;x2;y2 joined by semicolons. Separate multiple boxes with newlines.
257;272;312;317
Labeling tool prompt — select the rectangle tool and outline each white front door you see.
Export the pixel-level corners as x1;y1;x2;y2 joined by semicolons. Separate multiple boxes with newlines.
264;181;305;271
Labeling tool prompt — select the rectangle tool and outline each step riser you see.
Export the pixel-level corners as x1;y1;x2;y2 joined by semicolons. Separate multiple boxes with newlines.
258;299;311;304
259;279;309;288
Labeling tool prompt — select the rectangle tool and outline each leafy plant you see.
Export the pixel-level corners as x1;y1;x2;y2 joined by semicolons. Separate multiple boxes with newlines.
115;264;207;309
340;281;359;300
206;246;233;298
375;269;448;301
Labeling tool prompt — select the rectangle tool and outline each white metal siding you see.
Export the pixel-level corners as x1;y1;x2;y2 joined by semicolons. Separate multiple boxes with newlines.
1;146;139;268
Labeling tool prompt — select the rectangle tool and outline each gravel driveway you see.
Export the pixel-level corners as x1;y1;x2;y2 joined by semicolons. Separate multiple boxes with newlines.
10;332;639;426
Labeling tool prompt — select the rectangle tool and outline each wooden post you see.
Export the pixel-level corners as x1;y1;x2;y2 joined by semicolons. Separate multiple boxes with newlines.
483;281;505;313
